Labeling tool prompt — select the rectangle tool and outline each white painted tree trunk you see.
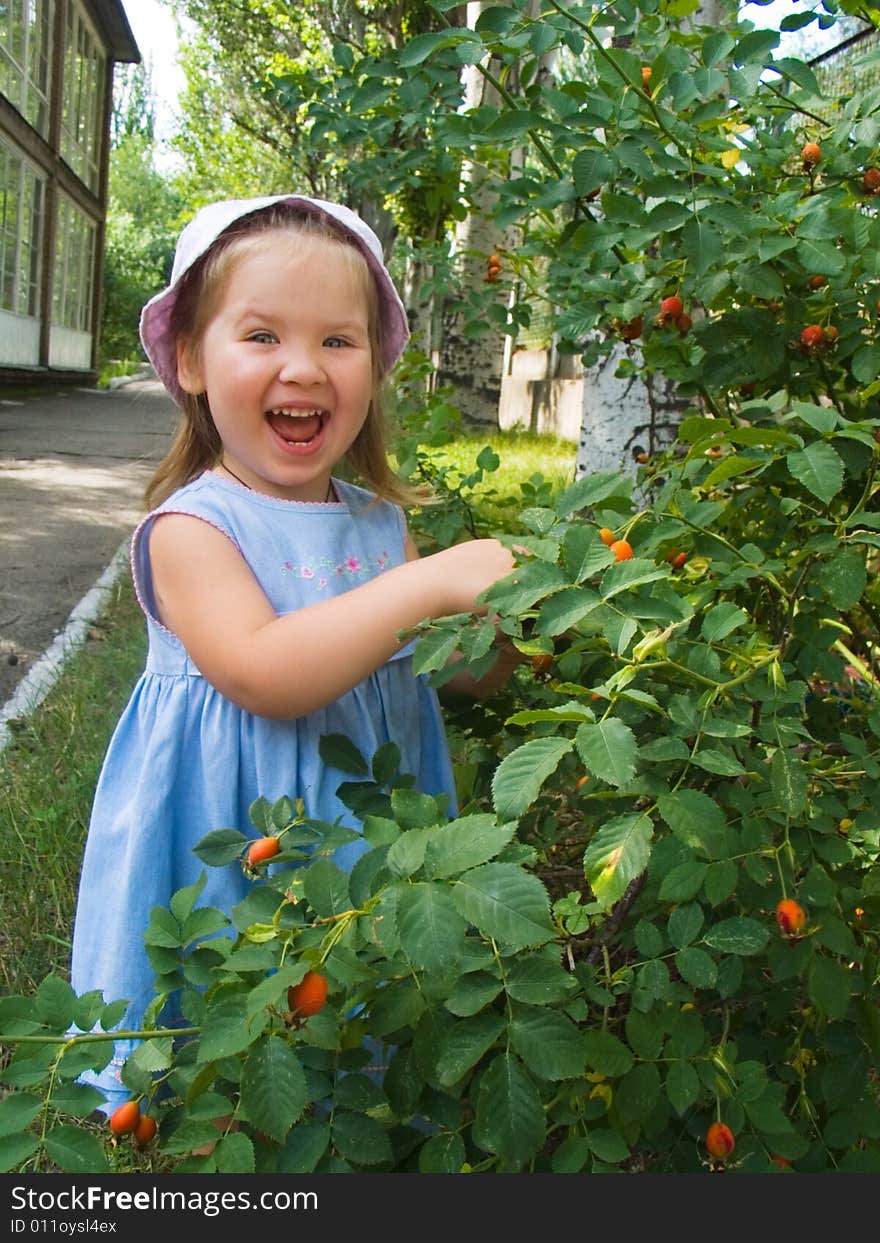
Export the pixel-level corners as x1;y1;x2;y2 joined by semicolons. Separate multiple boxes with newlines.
574;0;729;480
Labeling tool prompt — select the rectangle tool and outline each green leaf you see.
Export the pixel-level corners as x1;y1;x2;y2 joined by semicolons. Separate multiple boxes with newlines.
423;814;516;879
575;718;637;788
278;1120;330;1174
675;946;718;989
453;863;555;951
170;871;208;923
396;883;469;971
563;525;618;582
815;550;866;610
129;1036;174;1074
192;830;248;867
657;790;726;857
583;1030;634;1077
666;1061;701;1115
536;586;602;636
703;916;769;956
214;1131;255;1174
808;955;852;1020
435;1014;506;1086
556;471;629;516
771;748;808;818
472;1052;545;1168
509;1004;585;1080
733;29;780;65
572;149;615;197
0;1132;39;1171
143;906;181;949
390;787;444;830
0;1092;41;1137
704;860;739;906
786;442;844;504
659;861;708;902
240;1036;307;1143
681;217;723;274
483;560;569;615
491;736;573;820
386;826;434;878
582;812;653;911
445;971;503;1017
702;602;749;642
586;1128;630;1163
181;906;229;948
367;981;426;1038
303;858;351;919
35;975;75;1030
419;1131;467;1173
331;1111;393;1166
551;1135;591;1172
44;1124;109;1173
852;344;880;385
197;999;255;1062
504;948;577;1006
668;902;704;949
600;559;669;600
412;626;464;675
318;733;369;776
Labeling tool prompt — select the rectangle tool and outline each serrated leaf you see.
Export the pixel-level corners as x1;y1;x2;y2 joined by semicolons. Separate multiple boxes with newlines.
582;813;652;911
674;946;718;989
473;1052;545;1168
453;863;555;950
214;1131;255;1173
666;1061;701;1115
278;1120;330;1173
197;999;254;1062
703;916;769;956
491;736;573;820
192;830;248;867
245;962;308;1021
583;1030;634;1077
483;560;570;616
668;903;704;949
143;906;181;949
445;971;503;1017
366;981;425;1038
586;1128;630;1163
318;733;369;775
241;1036;307;1142
0;1092;41;1137
600;559;669;600
436;1013;506;1086
509;1005;585;1080
575;718;637;788
0;1133;40;1171
771;748;808;817
170;871;208;923
129;1036;174;1074
815;550;866;610
419;1131;467;1173
704;860;739;905
181;906;229;948
44;1124;109;1173
808;955;852;1020
423;815;516;879
505;948;576;1006
412;626;464;675
657;790;726;857
701;602;749;642
572;149;615;196
396;883;468;971
536;586;602;636
303;857;351;918
35;976;75;1030
385;826;435;877
786;442;844;505
332;1111;393;1165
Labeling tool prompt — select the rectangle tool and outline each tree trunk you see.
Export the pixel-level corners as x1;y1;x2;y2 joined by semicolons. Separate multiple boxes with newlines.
574;0;728;481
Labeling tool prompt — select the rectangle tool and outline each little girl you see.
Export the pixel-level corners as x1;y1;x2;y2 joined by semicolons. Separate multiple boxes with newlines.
69;193;519;1112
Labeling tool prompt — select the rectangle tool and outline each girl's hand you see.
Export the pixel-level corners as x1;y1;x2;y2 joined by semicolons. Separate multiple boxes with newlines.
421;539;517;616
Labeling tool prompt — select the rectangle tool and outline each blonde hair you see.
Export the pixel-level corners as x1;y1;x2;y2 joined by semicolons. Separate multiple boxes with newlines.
145;203;428;510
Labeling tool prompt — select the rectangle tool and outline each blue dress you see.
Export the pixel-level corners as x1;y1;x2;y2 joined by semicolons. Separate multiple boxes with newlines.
69;472;457;1108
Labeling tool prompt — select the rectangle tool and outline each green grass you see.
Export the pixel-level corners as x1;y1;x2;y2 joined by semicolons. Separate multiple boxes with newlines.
0;430;576;997
0;578;147;995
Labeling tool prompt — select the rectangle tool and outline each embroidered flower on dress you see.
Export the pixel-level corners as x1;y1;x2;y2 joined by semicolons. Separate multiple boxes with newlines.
282;550;390;589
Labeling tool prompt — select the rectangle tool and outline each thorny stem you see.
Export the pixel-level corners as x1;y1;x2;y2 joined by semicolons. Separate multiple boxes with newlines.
1;1027;201;1045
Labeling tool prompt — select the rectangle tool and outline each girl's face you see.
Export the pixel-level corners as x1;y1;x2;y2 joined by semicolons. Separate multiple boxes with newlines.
176;232;375;502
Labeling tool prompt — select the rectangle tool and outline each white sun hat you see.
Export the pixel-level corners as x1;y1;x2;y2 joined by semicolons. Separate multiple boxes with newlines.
139;194;410;406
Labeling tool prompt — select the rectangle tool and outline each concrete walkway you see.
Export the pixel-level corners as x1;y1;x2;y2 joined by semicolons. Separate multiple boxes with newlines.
0;379;177;710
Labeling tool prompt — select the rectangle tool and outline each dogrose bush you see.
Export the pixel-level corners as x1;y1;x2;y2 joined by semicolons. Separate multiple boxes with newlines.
2;393;879;1173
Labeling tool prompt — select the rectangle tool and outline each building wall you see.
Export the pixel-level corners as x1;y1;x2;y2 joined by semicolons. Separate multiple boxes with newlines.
0;0;138;385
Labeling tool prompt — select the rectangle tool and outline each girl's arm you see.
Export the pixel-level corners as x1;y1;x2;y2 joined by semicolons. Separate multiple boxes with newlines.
404;529;525;700
148;512;516;719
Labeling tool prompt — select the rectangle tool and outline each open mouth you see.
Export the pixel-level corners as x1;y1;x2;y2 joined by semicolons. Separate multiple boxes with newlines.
265;407;328;447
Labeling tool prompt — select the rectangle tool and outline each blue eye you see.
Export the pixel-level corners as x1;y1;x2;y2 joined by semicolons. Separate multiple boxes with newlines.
324;336;348;348
247;330;276;344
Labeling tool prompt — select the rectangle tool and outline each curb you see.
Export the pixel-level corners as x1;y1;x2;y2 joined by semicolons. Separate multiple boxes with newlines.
0;538;132;756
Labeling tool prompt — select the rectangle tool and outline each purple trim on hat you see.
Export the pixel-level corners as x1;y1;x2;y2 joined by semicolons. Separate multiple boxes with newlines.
139;195;409;407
